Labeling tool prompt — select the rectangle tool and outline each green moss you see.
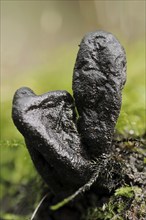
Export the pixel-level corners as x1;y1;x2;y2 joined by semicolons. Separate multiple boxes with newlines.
0;213;28;220
85;199;125;220
85;185;146;220
0;140;36;184
114;186;134;198
0;139;43;218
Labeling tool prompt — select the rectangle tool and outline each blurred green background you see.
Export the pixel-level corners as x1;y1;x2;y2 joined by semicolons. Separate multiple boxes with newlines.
0;1;145;219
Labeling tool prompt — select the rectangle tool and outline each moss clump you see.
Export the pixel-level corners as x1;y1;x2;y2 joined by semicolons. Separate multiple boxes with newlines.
85;185;146;220
83;135;146;220
1;136;145;220
115;186;136;198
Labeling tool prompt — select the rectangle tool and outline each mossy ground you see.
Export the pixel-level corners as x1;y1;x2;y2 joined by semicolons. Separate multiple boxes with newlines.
85;185;146;220
0;135;145;220
87;134;146;220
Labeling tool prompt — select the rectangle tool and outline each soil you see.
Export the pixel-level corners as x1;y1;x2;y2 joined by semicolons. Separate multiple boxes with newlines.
32;134;146;220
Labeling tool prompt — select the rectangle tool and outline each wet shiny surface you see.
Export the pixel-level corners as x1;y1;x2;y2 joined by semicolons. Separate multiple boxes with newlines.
12;31;127;195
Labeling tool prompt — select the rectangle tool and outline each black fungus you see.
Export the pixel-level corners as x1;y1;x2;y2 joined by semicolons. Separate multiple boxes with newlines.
12;31;127;196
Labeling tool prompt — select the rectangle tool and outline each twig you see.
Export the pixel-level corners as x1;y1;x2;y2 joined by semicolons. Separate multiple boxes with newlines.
30;193;49;220
50;170;100;211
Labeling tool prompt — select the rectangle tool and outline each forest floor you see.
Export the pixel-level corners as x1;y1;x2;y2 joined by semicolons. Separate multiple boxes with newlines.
1;134;146;220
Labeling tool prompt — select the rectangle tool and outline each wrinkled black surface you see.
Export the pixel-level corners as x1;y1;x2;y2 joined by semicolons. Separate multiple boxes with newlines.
12;88;93;194
73;31;126;156
12;30;127;195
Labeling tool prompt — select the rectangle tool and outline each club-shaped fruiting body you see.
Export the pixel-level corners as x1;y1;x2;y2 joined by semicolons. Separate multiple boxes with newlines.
12;30;126;195
73;30;126;157
12;87;94;194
